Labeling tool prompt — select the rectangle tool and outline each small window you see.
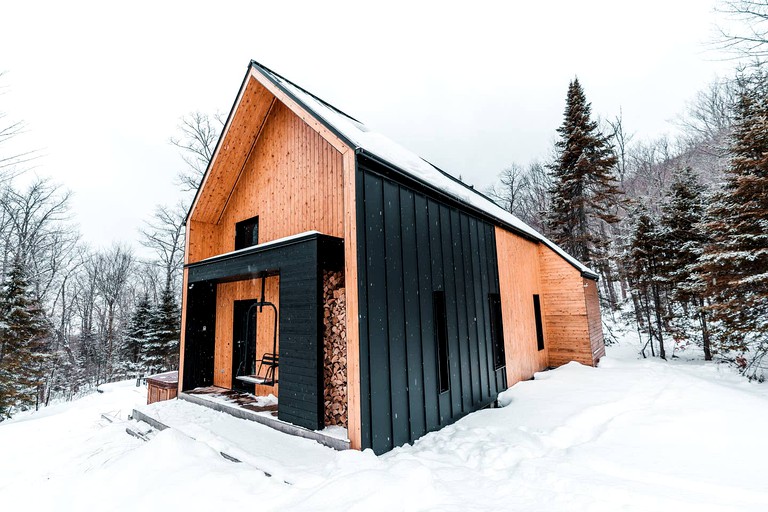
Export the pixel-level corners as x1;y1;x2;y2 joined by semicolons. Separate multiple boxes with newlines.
235;216;259;250
533;294;545;351
489;293;506;370
433;291;450;393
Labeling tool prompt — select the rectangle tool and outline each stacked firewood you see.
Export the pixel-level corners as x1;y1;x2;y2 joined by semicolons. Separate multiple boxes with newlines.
323;270;347;428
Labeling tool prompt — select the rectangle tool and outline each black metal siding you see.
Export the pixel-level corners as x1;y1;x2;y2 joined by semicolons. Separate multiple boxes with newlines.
357;158;504;454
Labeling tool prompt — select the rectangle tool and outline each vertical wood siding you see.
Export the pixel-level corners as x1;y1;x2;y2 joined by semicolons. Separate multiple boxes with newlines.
190;77;276;224
214;276;280;396
494;228;550;384
188;100;345;263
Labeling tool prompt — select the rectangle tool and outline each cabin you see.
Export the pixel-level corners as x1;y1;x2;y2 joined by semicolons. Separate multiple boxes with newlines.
179;60;605;455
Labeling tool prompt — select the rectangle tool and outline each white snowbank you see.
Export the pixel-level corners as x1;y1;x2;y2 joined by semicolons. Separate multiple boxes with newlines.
2;341;768;511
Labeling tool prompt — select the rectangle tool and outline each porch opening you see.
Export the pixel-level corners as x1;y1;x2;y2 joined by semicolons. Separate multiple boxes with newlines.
181;232;344;433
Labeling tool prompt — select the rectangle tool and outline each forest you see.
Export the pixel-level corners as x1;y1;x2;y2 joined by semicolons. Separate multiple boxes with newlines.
487;67;767;378
483;1;768;379
0;1;767;419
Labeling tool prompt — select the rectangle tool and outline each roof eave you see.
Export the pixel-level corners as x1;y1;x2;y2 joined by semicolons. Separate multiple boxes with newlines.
187;60;600;281
184;63;255;225
248;59;359;152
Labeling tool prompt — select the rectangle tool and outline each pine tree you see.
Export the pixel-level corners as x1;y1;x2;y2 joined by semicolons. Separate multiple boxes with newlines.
660;167;713;359
547;78;622;267
0;260;51;418
700;72;768;378
625;212;669;359
144;284;180;374
121;293;152;377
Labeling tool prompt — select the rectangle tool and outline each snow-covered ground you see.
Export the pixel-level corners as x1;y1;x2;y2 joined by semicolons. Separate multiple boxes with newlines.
2;334;768;511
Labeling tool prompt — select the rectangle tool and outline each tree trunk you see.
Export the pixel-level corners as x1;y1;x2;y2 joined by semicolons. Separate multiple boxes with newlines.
106;302;115;381
699;296;712;361
652;282;666;359
642;290;656;357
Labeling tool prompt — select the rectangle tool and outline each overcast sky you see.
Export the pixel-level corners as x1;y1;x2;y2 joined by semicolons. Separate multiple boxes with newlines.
0;0;737;250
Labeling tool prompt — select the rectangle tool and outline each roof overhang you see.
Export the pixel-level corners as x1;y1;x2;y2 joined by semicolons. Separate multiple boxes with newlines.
186;61;354;226
185;60;599;280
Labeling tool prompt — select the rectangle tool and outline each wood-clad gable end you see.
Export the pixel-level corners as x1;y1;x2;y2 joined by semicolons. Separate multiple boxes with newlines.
187;80;345;264
356;157;505;455
537;246;598;367
190;77;276;226
180;70;359;438
494;228;549;385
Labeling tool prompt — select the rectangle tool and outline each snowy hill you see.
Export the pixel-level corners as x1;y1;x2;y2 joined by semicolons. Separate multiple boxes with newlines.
2;339;768;511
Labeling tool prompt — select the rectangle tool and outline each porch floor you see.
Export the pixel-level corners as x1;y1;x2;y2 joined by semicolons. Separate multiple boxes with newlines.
177;386;349;451
185;386;278;415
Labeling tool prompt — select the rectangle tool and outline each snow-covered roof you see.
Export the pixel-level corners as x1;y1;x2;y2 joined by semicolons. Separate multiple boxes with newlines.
250;61;597;279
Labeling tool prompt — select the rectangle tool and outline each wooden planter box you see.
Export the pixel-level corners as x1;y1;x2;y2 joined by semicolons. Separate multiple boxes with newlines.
146;371;179;404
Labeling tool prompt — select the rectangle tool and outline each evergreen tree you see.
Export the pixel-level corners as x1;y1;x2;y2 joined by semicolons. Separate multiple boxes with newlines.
547;78;622;267
144;284;180;373
700;72;768;378
660;167;712;359
0;260;51;418
624;212;668;359
121;293;152;377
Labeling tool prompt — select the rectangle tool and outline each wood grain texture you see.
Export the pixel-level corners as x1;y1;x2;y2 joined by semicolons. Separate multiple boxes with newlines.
537;247;596;367
583;278;606;362
180;68;356;433
191;77;275;224
147;385;177;405
494;227;549;385
188;101;345;263
178;267;189;393
213;276;280;397
342;150;361;450
248;69;350;154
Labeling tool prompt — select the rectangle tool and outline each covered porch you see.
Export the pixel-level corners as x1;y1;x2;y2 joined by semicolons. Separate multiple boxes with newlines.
180;231;345;433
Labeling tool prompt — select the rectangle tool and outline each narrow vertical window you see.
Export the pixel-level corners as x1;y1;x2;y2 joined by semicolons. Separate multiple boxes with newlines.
235;216;259;250
533;294;545;351
489;293;506;369
433;291;450;393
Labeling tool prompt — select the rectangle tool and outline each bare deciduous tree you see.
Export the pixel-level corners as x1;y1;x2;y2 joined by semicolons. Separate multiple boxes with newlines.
717;0;768;58
140;202;185;292
605;110;634;186
93;244;133;381
0;179;76;300
487;163;530;216
487;161;550;233
171;111;224;192
0;72;37;179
